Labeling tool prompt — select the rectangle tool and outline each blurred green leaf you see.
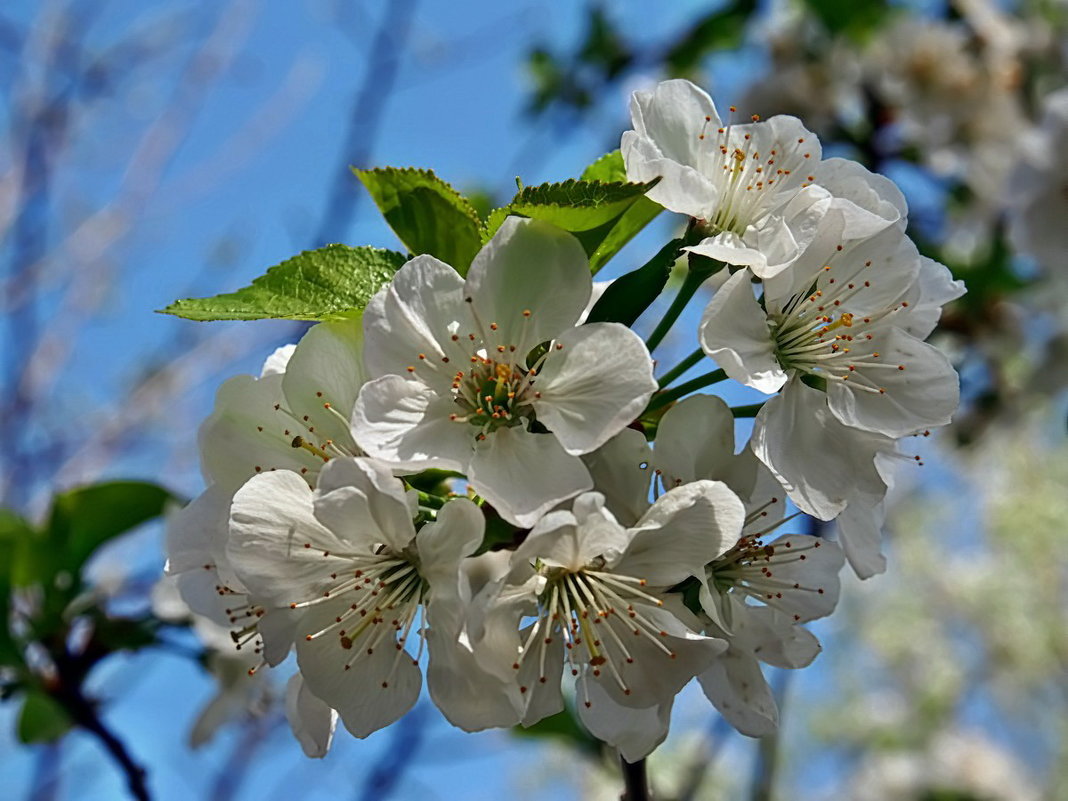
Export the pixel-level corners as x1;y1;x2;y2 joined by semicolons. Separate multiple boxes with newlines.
355;167;484;275
801;0;889;37
513;704;601;756
664;0;758;75
485;178;659;272
586;238;682;326
578;7;632;79
161;245;406;321
17;691;73;744
48;481;174;574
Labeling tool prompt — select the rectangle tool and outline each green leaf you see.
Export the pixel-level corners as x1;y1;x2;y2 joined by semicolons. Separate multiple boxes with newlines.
578;151;663;271
583;195;662;273
512;704;601;756
48;481;174;574
580;149;627;183
664;0;758;75
586;238;682;326
17;691;73;744
485;178;660;273
0;512;30;665
161;245;406;322
355;167;484;275
0;510;58;591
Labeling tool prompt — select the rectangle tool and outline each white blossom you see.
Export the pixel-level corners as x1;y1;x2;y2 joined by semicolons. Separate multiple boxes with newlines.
467;486;742;760
226;456;498;738
353;217;657;527
700;213;962;439
622;78;904;278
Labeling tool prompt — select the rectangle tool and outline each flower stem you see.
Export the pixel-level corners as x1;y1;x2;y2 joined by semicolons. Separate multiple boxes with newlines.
647;369;727;412
644;268;705;354
412;489;445;509
620;755;651;801
730;402;766;418
657;348;705;388
644;250;723;354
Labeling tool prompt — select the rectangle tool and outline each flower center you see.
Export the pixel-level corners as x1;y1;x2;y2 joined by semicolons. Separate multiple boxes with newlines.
695;111;815;236
449;357;535;436
767;247;912;396
512;565;673;707
292;542;428;685
709;534;827;622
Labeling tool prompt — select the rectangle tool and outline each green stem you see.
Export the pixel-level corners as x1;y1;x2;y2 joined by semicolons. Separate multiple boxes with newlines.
647;369;726;412
413;490;445;509
644;259;717;353
657;347;705;388
730;402;766;418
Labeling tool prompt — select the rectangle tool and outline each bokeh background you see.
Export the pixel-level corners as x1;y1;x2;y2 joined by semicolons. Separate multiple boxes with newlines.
2;1;1067;799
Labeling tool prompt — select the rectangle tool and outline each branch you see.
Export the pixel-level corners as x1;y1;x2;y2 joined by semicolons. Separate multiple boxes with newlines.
313;0;419;246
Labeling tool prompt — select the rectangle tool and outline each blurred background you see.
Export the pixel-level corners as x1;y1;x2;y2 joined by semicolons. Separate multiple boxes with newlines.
1;0;1066;799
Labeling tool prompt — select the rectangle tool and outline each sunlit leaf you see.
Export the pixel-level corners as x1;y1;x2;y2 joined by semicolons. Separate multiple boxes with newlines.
161;245;406;321
355;167;483;275
485;177;659;273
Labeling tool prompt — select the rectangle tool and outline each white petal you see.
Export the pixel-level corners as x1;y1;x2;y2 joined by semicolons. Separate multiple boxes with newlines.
698;650;778;737
282;320;368;450
517;626;566;726
257;608;299;667
468;427;591;528
592;600;724;709
827;328;959;437
532;323;656;454
226;471;350;605
752;381;890;520
749;534;844;622
834;492;888;579
164;485;231;575
623;131;719;219
628;79;720;167
416;497;484;587
699;269;786;394
814;157;907;236
578;682;673;763
427;633;523;731
362;254;470;379
620;480;745;586
261;344;296;377
314;457;415;553
296;601;421;739
685;234;771;273
284;673;337;758
581;428;653;528
654;394;736;486
353;375;472;472
898;256;964;340
466;217;591;356
733;605;822;669
199;374;322;492
514;493;628;572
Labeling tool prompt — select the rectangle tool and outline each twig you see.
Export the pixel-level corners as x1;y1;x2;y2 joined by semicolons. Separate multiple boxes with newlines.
620;755;651;801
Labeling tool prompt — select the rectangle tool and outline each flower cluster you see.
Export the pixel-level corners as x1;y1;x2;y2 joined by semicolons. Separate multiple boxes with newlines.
165;78;962;762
